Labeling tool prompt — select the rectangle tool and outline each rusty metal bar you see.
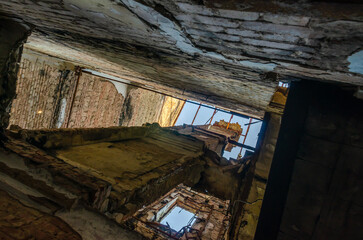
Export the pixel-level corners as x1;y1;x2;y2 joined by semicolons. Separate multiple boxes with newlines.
229;140;255;151
65;67;82;128
226;114;233;129
209;108;217;125
191;103;202;125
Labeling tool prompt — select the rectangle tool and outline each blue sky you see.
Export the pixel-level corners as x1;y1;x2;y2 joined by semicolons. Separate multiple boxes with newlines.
175;101;262;159
160;206;196;232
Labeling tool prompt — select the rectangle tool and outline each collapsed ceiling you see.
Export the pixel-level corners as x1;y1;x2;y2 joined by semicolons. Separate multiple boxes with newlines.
0;0;362;117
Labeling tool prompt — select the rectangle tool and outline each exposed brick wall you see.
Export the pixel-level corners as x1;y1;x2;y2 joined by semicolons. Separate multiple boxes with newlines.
119;88;165;127
9;57;73;129
10;50;184;130
64;73;124;128
129;184;230;240
9;52;125;129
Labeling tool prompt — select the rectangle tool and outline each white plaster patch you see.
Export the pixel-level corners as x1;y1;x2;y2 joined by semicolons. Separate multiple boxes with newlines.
238;61;277;71
120;0;279;72
121;0;203;55
83;69;129;97
348;50;363;74
109;81;128;98
56;98;67;128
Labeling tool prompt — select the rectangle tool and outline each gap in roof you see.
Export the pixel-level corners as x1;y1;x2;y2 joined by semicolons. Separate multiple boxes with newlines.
160;206;196;232
174;100;263;160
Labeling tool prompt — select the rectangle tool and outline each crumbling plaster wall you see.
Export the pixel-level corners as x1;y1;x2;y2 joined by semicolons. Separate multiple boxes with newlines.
0;149;144;240
9;49;180;129
9;49;125;129
2;1;362;118
128;184;230;240
0;190;82;240
5;124;206;220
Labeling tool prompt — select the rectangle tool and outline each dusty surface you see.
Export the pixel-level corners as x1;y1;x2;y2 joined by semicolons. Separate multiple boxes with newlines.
0;189;81;240
0;150;144;240
56;138;185;188
4;125;206;221
56;208;143;240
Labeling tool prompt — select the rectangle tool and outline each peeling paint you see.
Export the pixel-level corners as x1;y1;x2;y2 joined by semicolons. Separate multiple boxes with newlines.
121;0;203;55
120;0;279;72
84;69;129;97
239;61;277;71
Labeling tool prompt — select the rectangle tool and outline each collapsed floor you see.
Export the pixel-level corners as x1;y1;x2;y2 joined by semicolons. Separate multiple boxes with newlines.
0;120;277;239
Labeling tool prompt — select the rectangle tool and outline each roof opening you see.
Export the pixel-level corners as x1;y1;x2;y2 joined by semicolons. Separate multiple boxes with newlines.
160;206;196;232
174;100;263;160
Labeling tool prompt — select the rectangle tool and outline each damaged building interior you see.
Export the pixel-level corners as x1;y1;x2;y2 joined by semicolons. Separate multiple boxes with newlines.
0;0;362;240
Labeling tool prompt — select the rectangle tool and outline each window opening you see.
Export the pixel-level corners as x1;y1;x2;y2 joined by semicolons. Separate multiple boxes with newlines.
160;206;196;232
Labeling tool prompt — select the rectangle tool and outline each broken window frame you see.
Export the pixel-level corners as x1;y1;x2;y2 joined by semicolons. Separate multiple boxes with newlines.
130;185;229;240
